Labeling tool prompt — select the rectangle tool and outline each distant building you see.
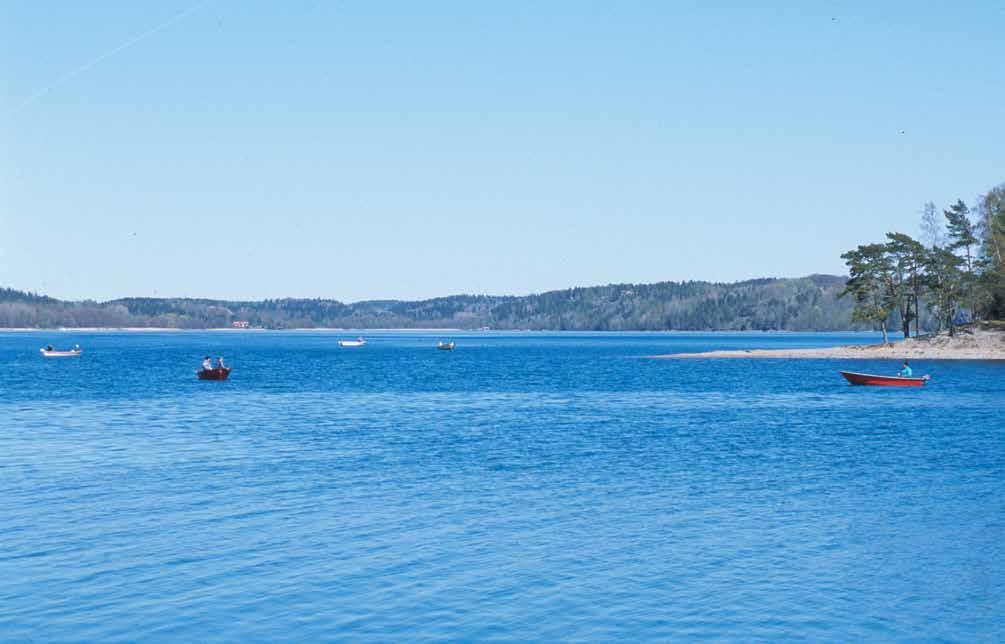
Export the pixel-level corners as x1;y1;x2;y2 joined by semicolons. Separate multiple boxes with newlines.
232;320;250;329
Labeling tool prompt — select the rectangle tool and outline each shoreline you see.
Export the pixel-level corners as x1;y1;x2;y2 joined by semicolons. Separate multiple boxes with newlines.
0;327;467;333
654;326;1005;361
0;328;878;334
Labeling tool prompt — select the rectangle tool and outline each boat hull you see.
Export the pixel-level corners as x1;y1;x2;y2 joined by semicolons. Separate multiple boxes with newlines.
197;367;231;381
840;371;927;387
338;340;366;347
40;349;82;357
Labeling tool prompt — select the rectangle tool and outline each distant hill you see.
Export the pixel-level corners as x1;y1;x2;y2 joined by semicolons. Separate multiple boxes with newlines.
0;275;865;331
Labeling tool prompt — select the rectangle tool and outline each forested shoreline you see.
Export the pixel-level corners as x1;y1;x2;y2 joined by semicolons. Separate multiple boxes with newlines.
1;275;862;331
841;181;1005;344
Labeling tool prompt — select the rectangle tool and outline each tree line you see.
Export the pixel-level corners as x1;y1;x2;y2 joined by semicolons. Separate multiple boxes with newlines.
841;181;1005;343
1;275;862;331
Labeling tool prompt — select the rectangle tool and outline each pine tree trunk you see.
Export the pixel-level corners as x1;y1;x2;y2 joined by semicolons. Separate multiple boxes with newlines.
967;248;975;321
912;273;921;337
880;321;889;346
913;292;920;336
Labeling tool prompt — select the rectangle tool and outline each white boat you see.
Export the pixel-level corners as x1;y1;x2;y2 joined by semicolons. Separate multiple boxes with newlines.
338;337;366;347
40;345;82;357
437;341;455;350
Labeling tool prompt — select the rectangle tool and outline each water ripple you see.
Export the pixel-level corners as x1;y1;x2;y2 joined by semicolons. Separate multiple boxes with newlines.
1;331;1003;640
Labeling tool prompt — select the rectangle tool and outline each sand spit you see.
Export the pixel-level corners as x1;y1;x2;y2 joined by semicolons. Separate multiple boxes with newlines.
655;325;1005;361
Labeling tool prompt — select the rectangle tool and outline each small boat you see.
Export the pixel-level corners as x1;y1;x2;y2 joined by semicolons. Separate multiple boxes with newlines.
40;346;82;358
437;341;455;351
197;367;231;381
840;371;929;387
338;337;366;347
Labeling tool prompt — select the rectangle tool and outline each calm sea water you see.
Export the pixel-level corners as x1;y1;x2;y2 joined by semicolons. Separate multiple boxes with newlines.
2;331;1003;640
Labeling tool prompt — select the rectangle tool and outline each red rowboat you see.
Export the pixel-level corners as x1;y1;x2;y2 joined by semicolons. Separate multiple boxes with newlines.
197;367;231;381
840;371;929;387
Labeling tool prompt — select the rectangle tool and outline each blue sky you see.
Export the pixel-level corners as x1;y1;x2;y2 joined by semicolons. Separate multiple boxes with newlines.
2;1;1003;302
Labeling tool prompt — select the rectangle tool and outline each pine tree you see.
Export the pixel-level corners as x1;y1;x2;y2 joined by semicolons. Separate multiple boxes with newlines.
924;247;965;335
841;244;894;344
944;199;978;320
886;233;926;337
978;185;1005;318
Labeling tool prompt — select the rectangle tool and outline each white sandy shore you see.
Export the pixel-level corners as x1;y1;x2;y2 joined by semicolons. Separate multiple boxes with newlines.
655;327;1005;360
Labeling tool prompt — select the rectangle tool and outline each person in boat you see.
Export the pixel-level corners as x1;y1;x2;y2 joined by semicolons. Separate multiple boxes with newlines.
202;356;213;372
898;360;913;377
46;345;54;351
217;356;226;369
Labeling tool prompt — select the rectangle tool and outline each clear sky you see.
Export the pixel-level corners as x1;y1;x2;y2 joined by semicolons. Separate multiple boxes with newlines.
2;1;1003;302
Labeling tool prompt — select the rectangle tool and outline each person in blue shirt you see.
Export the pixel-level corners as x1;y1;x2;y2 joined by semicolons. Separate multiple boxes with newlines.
898;360;913;377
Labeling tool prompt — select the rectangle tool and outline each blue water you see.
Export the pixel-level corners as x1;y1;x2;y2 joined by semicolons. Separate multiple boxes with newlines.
2;331;1003;640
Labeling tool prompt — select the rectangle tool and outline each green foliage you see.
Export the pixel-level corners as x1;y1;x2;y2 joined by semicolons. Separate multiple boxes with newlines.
945;199;978;254
924;247;965;335
840;243;895;344
944;199;980;316
885;233;927;337
978;184;1005;317
842;180;1005;337
486;275;856;331
0;277;863;331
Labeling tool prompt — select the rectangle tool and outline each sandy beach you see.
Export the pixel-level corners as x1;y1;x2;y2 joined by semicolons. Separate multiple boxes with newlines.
655;325;1005;360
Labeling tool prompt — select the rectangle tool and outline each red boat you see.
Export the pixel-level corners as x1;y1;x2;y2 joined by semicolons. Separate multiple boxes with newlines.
840;371;929;387
197;367;231;381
